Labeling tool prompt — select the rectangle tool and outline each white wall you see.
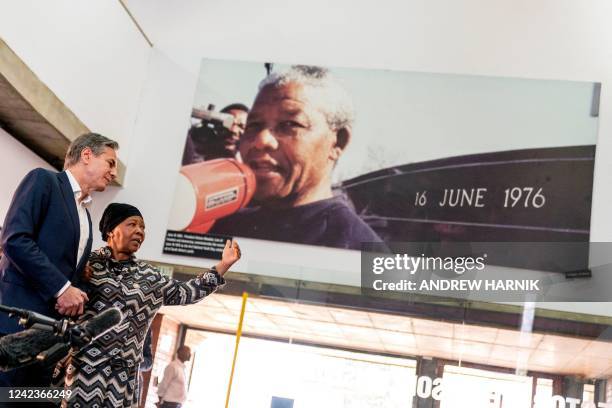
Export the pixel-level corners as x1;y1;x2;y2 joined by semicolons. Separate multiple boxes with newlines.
0;0;151;165
0;128;54;223
89;49;197;253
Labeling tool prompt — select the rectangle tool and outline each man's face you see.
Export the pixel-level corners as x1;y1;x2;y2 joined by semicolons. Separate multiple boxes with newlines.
240;83;339;206
83;146;118;192
224;109;247;156
192;109;247;160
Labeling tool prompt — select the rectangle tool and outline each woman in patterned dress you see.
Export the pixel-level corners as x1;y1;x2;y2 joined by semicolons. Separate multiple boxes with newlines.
53;203;241;407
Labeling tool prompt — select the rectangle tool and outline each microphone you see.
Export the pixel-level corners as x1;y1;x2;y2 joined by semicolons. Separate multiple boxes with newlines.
0;328;59;370
168;159;256;233
0;307;123;371
67;307;123;348
0;304;69;334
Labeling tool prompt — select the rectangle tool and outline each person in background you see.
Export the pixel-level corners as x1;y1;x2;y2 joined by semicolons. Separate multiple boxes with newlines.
156;345;192;408
0;133;118;392
182;103;249;165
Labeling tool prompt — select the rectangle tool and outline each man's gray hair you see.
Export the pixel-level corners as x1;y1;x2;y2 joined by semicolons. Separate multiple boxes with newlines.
258;65;355;130
64;133;119;169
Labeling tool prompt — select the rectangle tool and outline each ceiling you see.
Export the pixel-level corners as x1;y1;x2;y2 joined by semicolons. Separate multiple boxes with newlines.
0;38;89;170
0;38;126;180
161;292;612;379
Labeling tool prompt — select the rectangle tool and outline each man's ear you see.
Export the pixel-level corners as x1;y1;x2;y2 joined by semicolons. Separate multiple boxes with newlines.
330;127;351;161
80;147;93;164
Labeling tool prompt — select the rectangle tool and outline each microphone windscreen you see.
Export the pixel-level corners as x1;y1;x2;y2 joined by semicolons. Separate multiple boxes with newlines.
0;329;59;371
82;307;122;339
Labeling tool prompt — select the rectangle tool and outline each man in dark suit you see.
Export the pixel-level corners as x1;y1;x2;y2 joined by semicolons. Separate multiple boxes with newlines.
0;132;119;389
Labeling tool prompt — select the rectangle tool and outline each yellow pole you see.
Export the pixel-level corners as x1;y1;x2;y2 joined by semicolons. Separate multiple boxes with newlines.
225;291;248;408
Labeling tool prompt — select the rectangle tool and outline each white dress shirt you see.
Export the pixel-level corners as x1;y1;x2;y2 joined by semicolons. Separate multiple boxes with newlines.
157;358;188;404
56;170;92;297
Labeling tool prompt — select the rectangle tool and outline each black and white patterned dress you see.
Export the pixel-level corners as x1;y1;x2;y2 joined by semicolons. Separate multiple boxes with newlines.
53;247;224;407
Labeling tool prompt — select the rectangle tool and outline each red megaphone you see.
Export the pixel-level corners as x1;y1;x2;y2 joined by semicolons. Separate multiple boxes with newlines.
168;159;256;233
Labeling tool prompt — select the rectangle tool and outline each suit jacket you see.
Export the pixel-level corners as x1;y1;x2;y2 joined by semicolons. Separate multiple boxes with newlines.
0;169;92;334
